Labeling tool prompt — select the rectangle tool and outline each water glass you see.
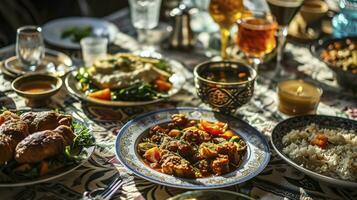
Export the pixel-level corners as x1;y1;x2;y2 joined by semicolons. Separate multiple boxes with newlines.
129;0;162;52
129;0;162;30
80;37;108;67
16;26;45;71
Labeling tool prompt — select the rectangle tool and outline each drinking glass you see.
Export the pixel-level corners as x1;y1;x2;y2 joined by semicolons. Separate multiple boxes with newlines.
236;11;277;71
80;37;108;66
209;0;244;60
129;0;162;56
266;0;303;77
16;26;45;71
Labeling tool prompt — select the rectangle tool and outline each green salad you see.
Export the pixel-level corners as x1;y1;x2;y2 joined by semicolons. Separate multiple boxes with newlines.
61;26;93;42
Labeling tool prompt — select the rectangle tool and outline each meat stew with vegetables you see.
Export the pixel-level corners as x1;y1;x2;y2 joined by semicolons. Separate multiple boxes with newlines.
137;114;247;178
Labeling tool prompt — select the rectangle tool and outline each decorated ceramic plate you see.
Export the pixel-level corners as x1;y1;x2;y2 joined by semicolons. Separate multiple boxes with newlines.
65;57;186;107
271;115;357;188
115;107;270;189
0;109;95;187
42;17;119;49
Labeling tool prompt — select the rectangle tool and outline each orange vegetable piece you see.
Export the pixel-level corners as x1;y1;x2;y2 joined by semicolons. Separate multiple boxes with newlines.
154;79;172;92
88;88;111;100
200;120;227;136
144;147;161;163
39;161;49;176
310;134;328;149
221;130;236;139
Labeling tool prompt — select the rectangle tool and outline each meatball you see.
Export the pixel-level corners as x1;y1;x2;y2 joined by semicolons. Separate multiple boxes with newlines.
161;153;195;178
217;142;244;165
167;114;189;128
177;141;193;157
182;129;203;144
149;125;168;136
211;154;230;175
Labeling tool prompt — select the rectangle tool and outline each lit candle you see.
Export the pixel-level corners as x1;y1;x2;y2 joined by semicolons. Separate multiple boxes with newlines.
277;80;323;115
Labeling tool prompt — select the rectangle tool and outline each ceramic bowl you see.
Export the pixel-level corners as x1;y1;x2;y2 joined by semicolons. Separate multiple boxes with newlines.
194;61;257;113
115;107;270;189
271;115;357;188
12;73;62;107
310;36;357;90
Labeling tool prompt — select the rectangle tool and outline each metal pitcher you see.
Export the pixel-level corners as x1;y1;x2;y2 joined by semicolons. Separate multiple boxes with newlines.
169;4;196;50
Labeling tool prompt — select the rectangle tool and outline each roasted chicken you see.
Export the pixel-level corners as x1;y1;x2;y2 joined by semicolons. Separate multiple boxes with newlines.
20;111;72;133
0;111;75;165
0;116;29;164
15;125;75;163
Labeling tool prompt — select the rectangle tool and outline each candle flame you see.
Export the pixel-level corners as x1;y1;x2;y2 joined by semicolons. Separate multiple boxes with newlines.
296;86;303;95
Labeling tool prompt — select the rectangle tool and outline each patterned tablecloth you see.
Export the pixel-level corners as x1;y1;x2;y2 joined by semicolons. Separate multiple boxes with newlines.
0;22;356;200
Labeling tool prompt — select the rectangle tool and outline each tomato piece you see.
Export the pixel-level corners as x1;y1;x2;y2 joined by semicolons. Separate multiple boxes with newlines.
200;120;226;136
88;88;111;100
310;134;328;149
221;130;236;139
144;147;161;163
154;79;172;92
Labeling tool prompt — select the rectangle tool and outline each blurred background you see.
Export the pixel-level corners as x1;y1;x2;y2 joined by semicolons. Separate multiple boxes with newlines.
0;0;342;48
0;0;129;47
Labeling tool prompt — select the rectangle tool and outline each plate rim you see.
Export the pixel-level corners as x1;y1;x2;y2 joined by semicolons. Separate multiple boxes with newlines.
271;114;357;188
4;48;73;77
0;108;95;187
42;17;119;49
115;107;271;189
64;58;186;107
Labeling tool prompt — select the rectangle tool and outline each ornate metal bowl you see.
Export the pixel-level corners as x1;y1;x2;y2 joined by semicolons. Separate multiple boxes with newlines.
194;61;257;113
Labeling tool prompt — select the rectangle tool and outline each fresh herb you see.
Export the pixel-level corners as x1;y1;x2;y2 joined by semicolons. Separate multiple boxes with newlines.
154;60;171;73
75;68;97;93
114;82;164;101
71;122;95;148
61;26;93;42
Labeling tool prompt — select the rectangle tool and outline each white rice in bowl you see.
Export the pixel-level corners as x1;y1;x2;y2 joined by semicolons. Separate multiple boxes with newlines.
282;123;357;181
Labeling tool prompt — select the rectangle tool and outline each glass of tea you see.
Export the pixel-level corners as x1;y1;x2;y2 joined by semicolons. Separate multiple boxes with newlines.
209;0;244;60
236;11;277;71
266;0;304;77
16;26;45;71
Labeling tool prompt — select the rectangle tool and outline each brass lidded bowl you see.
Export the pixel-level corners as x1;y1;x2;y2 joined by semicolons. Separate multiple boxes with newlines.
12;73;63;107
194;61;257;113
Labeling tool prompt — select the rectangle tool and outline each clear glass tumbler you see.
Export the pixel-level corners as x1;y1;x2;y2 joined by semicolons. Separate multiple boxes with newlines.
16;26;45;71
129;0;162;55
80;37;108;67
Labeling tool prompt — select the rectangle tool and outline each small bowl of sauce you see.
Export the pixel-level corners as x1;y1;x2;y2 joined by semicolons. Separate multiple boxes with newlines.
12;73;62;107
194;60;257;113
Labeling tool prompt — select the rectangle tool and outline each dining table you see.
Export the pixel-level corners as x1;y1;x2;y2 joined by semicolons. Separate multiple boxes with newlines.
0;8;356;200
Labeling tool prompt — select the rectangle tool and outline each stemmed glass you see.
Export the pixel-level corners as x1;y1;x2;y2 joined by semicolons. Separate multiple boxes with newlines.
236;11;277;71
266;0;304;77
209;0;244;60
129;0;162;57
16;26;45;71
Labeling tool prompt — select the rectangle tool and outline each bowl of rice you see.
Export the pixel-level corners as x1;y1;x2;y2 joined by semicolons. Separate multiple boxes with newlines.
271;115;357;188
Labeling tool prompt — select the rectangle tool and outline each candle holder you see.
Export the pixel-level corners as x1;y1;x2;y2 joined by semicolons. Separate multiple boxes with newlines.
277;80;322;116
